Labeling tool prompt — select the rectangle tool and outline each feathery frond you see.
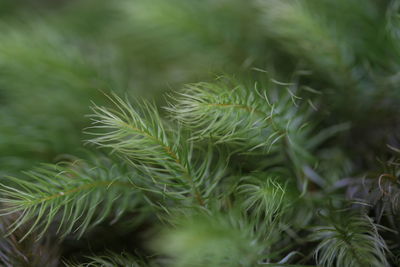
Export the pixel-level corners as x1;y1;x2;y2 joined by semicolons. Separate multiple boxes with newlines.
167;78;339;193
168;79;307;153
310;210;389;267
238;175;286;227
88;93;225;206
0;157;139;240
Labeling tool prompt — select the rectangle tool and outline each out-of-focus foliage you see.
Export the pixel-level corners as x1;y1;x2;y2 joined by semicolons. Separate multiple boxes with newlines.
0;214;59;267
65;251;145;267
154;212;264;267
1;0;400;266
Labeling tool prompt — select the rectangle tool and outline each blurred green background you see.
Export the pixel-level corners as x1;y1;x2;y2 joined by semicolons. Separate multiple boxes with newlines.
2;0;399;178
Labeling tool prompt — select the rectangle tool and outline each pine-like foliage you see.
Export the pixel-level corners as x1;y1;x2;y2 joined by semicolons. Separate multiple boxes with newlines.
168;80;291;150
310;210;389;267
0;157;140;241
88;94;225;207
0;78;388;266
1;0;400;266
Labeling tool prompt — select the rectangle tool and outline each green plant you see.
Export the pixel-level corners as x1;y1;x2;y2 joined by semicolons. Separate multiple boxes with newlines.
0;77;389;266
1;0;400;266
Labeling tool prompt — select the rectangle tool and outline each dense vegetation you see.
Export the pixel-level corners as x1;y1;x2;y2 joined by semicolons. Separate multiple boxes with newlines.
1;0;400;266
